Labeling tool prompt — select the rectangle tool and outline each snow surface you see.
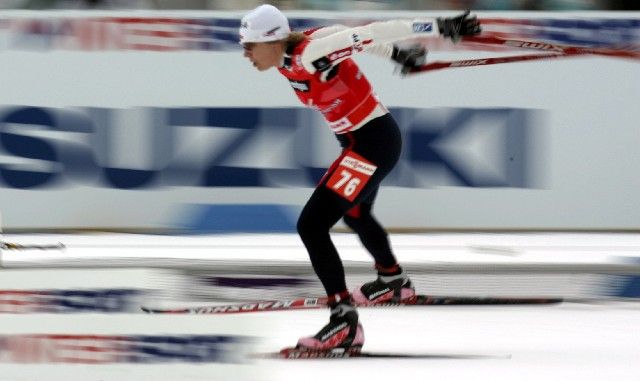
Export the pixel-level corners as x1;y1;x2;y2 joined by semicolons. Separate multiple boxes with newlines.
0;303;639;381
0;232;638;380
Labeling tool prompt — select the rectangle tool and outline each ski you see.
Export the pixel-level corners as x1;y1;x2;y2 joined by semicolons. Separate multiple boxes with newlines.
0;242;66;251
257;346;511;360
141;295;562;315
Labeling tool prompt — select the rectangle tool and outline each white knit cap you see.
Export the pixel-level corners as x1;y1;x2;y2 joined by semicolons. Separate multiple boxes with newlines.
239;4;290;44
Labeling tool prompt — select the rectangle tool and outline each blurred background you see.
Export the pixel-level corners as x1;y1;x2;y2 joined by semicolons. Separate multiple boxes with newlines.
0;1;638;379
0;0;638;10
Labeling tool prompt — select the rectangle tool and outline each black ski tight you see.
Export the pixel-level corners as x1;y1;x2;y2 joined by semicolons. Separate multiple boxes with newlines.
297;113;402;296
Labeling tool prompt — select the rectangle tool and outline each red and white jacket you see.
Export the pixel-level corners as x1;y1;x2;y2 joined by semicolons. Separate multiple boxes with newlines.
277;19;440;134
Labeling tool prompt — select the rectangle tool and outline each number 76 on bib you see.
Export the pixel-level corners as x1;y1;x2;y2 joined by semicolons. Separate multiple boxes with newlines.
326;152;377;202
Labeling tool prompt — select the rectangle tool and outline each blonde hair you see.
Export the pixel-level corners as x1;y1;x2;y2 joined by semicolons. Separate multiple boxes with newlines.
285;32;306;50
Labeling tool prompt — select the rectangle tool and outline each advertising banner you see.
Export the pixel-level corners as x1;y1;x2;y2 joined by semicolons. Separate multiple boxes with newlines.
1;12;638;230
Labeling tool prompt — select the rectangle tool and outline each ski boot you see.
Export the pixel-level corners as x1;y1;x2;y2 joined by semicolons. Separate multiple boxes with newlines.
353;267;416;305
295;299;364;353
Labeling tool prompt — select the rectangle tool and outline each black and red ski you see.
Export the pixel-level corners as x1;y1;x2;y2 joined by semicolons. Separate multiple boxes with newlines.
256;346;511;360
141;295;561;315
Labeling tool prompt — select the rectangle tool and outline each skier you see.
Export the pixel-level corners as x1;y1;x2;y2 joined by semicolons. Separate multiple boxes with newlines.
239;4;480;352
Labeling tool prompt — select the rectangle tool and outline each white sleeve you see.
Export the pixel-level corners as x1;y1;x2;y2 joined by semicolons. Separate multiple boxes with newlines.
300;19;439;73
310;25;396;60
364;43;395;59
309;25;349;39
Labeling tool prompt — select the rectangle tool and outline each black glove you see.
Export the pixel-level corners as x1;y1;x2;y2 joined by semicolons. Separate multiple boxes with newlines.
391;44;427;75
437;10;481;43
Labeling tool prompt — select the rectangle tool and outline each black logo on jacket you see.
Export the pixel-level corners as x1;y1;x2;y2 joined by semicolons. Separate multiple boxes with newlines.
312;57;331;72
288;79;310;92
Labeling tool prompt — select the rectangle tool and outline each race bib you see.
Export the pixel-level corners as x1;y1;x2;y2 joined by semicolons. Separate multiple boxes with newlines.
326;152;377;202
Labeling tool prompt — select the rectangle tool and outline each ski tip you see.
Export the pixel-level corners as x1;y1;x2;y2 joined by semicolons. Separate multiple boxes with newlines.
141;306;167;314
140;306;190;314
413;295;565;306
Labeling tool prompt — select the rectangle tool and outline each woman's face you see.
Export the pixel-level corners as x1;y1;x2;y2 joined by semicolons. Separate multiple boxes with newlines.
242;41;284;71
